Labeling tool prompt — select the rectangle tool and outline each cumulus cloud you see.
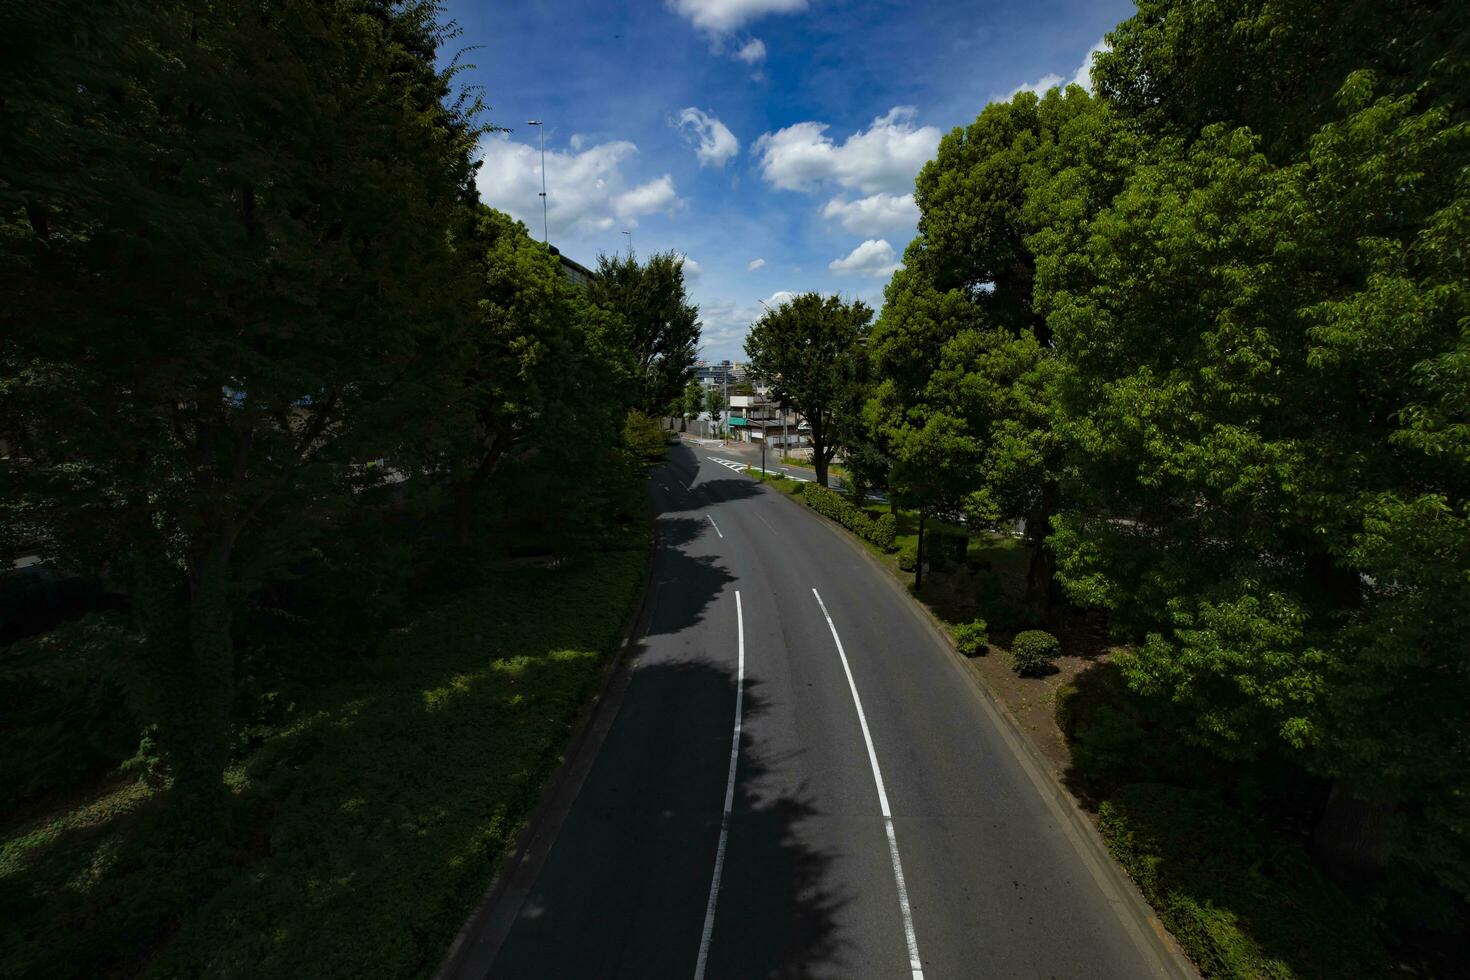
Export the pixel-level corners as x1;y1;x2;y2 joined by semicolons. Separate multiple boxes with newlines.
747;257;766;271
666;0;807;33
828;239;901;277
476;133;680;236
735;38;766;63
753;106;941;195
678;255;702;279
614;174;680;219
821;192;919;235
698;289;797;356
1007;39;1109;99
675;107;740;168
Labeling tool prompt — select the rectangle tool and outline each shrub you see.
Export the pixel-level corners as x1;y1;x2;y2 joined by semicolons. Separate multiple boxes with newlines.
1098;783;1389;979
622;410;667;460
799;484;896;552
870;512;898;552
1008;629;1060;676
898;545;918;572
951;619;988;656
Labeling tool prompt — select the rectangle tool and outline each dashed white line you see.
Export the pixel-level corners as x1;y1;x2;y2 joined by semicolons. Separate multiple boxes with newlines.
693;591;745;980
812;587;925;980
706;514;724;539
755;512;779;535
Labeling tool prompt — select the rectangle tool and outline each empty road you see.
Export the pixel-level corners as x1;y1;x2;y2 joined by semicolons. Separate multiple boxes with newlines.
449;442;1188;979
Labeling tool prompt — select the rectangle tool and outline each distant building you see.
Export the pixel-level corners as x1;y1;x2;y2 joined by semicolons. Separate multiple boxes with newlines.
548;245;595;290
694;360;738;387
727;393;808;448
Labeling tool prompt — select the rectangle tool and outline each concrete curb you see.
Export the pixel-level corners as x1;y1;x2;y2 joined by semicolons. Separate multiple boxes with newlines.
745;470;1199;980
433;506;662;980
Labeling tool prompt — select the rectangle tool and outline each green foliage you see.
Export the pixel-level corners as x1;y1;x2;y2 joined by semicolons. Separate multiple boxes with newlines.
0;0;487;807
925;526;969;569
951;619;989;656
0;615;142;811
1008;629;1059;676
869;513;898;552
1098;784;1390;979
746;293;873;487
588;251;700;416
796;483;898;552
623;410;669;461
898;545;918;572
0;520;650;980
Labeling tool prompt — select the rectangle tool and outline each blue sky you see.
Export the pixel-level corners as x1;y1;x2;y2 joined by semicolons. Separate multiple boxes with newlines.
443;0;1134;360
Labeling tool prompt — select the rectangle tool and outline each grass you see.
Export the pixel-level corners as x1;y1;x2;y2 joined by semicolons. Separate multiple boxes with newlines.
0;527;649;980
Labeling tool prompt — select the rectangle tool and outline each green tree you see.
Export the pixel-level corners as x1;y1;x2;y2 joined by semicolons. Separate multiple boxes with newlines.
745;293;872;488
706;385;725;418
0;0;483;817
1037;37;1470;889
679;378;705;431
869;88;1094;608
438;206;615;544
587;250;701;416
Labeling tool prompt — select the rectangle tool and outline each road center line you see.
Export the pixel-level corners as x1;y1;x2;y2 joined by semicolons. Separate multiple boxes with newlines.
812;587;925;980
693;591;744;980
755;512;779;535
706;514;723;539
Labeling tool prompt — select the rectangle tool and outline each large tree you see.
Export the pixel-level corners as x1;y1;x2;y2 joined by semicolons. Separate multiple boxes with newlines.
587;250;700;417
745;292;871;488
0;0;483;816
1035;1;1470;886
869;88;1095;609
437;206;628;543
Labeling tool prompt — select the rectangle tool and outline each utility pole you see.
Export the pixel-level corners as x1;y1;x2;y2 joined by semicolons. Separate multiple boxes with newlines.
526;121;547;244
622;229;633;259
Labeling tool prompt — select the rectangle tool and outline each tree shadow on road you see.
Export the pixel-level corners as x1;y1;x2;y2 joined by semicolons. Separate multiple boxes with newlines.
487;661;850;979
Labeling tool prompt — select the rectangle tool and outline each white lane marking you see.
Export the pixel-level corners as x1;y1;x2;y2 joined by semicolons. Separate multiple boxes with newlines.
706;456;750;474
707;514;724;539
694;591;745;980
812;587;925;980
756;512;779;535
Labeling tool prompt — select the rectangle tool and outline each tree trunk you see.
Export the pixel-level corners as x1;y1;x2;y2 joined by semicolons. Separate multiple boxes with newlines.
916;509;927;590
134;543;236;828
1312;779;1394;882
1024;482;1060;616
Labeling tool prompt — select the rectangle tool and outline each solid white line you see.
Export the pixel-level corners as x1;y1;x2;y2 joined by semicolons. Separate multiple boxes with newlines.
693;591;744;980
755;513;779;535
706;514;724;539
812;587;925;980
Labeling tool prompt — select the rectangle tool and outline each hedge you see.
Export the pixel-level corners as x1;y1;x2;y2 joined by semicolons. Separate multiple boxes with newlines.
794;483;898;552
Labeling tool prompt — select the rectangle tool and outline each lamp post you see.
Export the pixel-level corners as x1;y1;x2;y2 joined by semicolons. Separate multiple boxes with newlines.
527;120;548;243
621;229;633;259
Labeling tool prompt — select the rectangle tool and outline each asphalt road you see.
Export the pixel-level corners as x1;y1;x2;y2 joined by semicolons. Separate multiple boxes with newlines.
460;443;1187;979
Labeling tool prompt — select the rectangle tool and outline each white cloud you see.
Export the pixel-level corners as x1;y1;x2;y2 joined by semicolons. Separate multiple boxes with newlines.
828;239;901;277
675;107;740;168
666;0;807;33
614;174;680;220
477;134;680;235
747;257;766;271
678;255;702;279
821;192;919;235
1007;39;1108;99
753;106;941;195
734;38;767;63
568;133;586;150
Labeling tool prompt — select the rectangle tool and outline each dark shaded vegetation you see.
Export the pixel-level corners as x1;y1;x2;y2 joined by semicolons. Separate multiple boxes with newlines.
1;471;650;980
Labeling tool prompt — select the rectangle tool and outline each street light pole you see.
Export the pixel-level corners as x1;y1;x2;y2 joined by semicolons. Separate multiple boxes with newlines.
621;229;633;259
527;120;547;243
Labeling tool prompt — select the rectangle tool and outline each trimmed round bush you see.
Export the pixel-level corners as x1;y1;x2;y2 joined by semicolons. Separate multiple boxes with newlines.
898;545;918;572
951;619;988;656
1009;629;1060;676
